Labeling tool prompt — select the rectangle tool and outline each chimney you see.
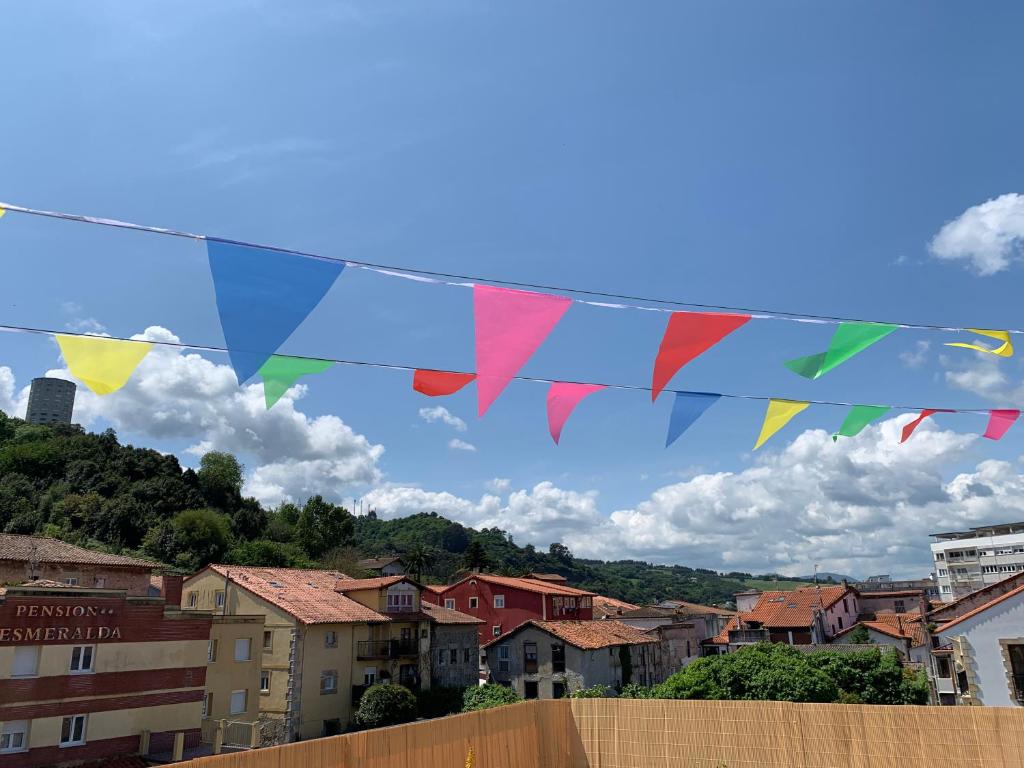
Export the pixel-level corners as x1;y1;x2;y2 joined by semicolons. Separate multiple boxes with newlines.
161;574;184;608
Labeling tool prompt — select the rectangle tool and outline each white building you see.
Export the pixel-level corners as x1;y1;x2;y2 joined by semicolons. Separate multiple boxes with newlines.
930;522;1024;601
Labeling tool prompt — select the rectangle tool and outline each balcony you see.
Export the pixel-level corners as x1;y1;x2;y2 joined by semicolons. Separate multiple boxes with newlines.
357;639;419;660
728;629;770;645
935;677;955;695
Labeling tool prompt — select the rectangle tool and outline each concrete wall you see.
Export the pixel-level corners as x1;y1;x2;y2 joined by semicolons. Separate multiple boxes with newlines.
206;616;263;724
0;564;152;595
822;592;860;638
430;625;479;688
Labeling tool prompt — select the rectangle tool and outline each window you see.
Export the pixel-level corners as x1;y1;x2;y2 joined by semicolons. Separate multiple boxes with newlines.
1008;645;1024;703
0;721;28;753
215;591;226;609
941;585;952;594
938;569;948;576
12;646;40;677
524;642;538;674
498;645;510;672
523;681;538;700
69;645;94;673
208;639;219;662
450;648;458;664
230;690;247;715
263;631;273;651
260;671;271;693
234;638;251;662
552;682;566;699
935;553;944;561
438;649;446;666
445;599;456;610
469;597;479;609
492;625;501;637
552;644;565;673
187;592;198;608
202;693;212;718
320;670;338;694
94;577;106;588
686;640;692;658
364;667;376;686
983;565;999;574
60;715;87;747
842;598;848;612
494;595;505;609
324;631;338;648
387;592;414;612
64;577;79;586
894;600;905;612
838;617;844;630
464;648;472;663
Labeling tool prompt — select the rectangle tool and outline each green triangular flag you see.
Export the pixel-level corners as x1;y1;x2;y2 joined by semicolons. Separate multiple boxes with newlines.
832;405;891;441
258;355;334;409
786;322;898;380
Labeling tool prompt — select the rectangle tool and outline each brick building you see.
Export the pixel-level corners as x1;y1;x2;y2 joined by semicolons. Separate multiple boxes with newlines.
0;535;158;596
0;581;210;768
423;574;596;644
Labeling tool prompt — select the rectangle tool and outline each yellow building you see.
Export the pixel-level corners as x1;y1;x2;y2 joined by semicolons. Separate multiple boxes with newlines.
184;566;425;741
201;615;265;749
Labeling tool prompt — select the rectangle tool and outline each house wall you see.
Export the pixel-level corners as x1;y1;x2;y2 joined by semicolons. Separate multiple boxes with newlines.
205;616;263;724
937;592;1024;707
654;623;702;678
822;592;860;638
434;580;545;644
430;625;479;688
1;564;153;595
858;593;926;617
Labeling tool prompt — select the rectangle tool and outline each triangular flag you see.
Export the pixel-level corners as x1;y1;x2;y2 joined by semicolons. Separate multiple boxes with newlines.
666;392;721;447
785;322;898;380
984;409;1020;440
55;335;152;395
206;239;345;385
0;207;6;218
547;382;606;444
474;285;572;416
258;355;333;409
413;370;476;397
832;405;891;441
945;329;1013;358
652;312;750;400
900;409;953;443
754;399;810;449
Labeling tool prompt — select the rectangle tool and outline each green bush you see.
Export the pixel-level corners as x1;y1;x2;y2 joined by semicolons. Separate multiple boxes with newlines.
620;683;656;699
462;684;521;712
355;684;418;728
417;686;466;718
569;684;609;699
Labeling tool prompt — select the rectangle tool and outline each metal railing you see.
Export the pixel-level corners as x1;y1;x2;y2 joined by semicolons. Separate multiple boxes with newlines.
200;719;260;751
728;629;770;644
356;639;419;659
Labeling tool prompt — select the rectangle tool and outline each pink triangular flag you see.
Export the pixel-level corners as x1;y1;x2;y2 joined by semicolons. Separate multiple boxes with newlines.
475;285;572;416
547;382;606;444
984;409;1020;440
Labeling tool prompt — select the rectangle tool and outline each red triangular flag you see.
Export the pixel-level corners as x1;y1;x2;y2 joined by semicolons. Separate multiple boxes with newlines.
900;409;954;443
413;370;476;397
475;285;572;416
651;311;751;400
984;409;1020;440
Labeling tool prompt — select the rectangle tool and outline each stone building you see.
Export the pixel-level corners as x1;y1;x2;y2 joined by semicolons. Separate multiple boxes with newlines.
0;534;158;595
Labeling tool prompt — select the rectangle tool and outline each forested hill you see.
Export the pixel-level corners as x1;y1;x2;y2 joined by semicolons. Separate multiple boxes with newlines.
0;414;813;605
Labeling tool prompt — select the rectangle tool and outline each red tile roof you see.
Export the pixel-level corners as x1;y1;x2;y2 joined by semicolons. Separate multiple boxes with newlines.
485;620;656;650
334;576;409;592
741;586;850;629
420;602;484;625
0;534;158;569
834;613;926;647
202;565;388;625
423;584;446;594
660;599;737;617
440;574;596;597
592;595;640;618
935;582;1024;634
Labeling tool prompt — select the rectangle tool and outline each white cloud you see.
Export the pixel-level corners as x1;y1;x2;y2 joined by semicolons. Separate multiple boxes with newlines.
4;327;384;507
419;405;467;432
929;193;1024;275
486;478;511;493
899;340;930;369
65;318;108;334
942;352;1024;406
448;438;476;452
0;366;20;418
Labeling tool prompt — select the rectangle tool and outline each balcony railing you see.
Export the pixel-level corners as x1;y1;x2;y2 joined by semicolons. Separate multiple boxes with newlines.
1014;674;1024;703
357;639;419;659
728;629;770;644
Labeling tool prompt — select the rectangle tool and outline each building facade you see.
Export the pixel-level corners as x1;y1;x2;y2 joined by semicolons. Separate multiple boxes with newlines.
831;613;929;664
421;603;482;689
0;582;209;768
0;535;157;596
355;558;406;577
24;378;76;426
483;620;660;699
931;522;1024;601
202;615;264;748
424;575;595;644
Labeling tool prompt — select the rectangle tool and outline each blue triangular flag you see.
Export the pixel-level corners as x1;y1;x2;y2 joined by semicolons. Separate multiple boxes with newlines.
666;391;721;447
207;239;345;384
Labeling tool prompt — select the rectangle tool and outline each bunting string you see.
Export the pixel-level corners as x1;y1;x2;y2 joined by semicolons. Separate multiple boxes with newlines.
0;322;1001;413
3;200;1024;334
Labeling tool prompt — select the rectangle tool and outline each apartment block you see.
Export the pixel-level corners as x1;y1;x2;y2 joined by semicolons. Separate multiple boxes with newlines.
931;522;1024;601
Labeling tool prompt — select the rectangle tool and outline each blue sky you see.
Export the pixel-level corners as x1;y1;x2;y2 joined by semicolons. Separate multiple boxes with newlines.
3;1;1024;578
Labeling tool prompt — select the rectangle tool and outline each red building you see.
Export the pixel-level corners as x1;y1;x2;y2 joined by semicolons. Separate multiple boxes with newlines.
422;575;596;643
0;581;211;768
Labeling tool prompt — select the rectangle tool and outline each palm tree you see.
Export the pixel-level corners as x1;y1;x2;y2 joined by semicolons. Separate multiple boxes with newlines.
402;543;433;581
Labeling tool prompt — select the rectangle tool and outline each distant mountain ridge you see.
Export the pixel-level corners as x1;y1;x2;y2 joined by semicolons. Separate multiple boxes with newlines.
793;572;858;583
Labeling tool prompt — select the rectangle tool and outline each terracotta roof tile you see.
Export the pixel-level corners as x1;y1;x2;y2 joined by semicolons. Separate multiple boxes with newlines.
440;574;595;598
485;620;656;650
204;565;388;625
420;602;484;625
0;534;158;569
935;582;1024;634
740;586;850;629
357;557;404;570
334;576;408;592
834;613;927;647
592;595;640;618
658;599;737;617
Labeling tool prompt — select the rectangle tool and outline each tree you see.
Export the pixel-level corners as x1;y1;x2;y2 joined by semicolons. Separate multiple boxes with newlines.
402;543;434;581
846;625;871;644
548;542;574;566
295;495;355;559
231;497;269;540
169;508;232;570
197;452;243;511
228;539;311;568
462;684;521;712
355;684;418;728
461;540;492;571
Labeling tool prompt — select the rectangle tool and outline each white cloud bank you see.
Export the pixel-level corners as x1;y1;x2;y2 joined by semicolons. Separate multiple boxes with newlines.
419;405;467;432
929;193;1024;275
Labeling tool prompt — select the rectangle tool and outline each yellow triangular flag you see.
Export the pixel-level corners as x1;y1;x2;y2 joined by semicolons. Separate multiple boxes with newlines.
0;207;6;218
754;399;810;450
55;335;153;395
945;328;1013;357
